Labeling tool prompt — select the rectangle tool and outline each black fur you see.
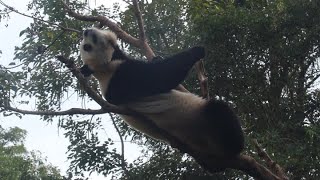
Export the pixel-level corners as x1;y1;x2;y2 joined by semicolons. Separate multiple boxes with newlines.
203;100;244;156
83;29;98;44
111;45;164;62
106;46;205;105
111;45;133;61
80;64;94;77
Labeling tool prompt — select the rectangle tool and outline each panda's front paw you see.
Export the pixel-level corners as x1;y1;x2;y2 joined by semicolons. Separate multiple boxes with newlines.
190;46;205;60
80;64;94;77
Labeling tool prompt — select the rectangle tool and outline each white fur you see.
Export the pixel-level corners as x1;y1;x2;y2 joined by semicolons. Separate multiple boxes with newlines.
120;91;223;155
121;90;206;136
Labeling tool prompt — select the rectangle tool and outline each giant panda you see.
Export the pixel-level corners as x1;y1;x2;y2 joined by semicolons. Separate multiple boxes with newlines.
79;27;244;160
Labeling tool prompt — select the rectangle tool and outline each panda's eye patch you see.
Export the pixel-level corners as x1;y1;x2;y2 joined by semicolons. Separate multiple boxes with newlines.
83;29;90;37
91;34;98;44
83;44;93;52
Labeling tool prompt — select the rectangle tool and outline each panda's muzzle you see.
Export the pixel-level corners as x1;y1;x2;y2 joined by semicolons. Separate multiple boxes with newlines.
83;44;93;52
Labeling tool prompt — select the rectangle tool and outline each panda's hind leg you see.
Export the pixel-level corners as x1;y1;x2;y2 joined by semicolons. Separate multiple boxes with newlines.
203;100;244;156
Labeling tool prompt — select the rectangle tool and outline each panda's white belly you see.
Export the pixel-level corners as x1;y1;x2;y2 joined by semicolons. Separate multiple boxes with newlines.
120;90;207;142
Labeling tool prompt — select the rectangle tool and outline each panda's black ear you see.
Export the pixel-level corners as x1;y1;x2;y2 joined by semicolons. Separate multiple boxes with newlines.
80;65;94;77
111;45;130;61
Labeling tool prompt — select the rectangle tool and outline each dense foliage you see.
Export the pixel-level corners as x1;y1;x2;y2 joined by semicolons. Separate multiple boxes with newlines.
190;0;320;179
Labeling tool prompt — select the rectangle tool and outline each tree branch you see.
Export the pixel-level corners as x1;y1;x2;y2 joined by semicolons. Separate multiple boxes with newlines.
0;0;80;33
253;139;289;180
109;113;128;175
3;105;106;116
130;0;155;60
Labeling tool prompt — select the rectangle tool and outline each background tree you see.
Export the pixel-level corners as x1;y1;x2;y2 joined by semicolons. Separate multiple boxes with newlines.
0;126;63;180
0;0;319;179
189;0;320;179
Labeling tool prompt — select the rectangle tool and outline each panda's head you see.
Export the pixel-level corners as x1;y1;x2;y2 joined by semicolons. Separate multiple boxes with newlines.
80;28;117;67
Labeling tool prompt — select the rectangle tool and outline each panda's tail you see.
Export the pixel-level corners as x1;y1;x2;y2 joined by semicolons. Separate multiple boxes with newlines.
204;99;244;156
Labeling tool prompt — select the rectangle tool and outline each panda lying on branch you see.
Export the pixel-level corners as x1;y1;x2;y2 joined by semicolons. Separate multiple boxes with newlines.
79;28;244;161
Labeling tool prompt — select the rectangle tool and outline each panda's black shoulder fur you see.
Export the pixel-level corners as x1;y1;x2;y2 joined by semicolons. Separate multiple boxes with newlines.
106;46;205;105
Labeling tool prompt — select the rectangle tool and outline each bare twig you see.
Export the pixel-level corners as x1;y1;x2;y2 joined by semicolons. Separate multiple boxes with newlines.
109;113;128;175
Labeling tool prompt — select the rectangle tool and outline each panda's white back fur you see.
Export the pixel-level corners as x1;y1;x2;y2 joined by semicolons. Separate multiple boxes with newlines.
121;90;205;136
120;90;226;155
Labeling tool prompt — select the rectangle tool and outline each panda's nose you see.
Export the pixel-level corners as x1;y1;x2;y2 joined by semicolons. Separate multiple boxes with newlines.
83;29;92;37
